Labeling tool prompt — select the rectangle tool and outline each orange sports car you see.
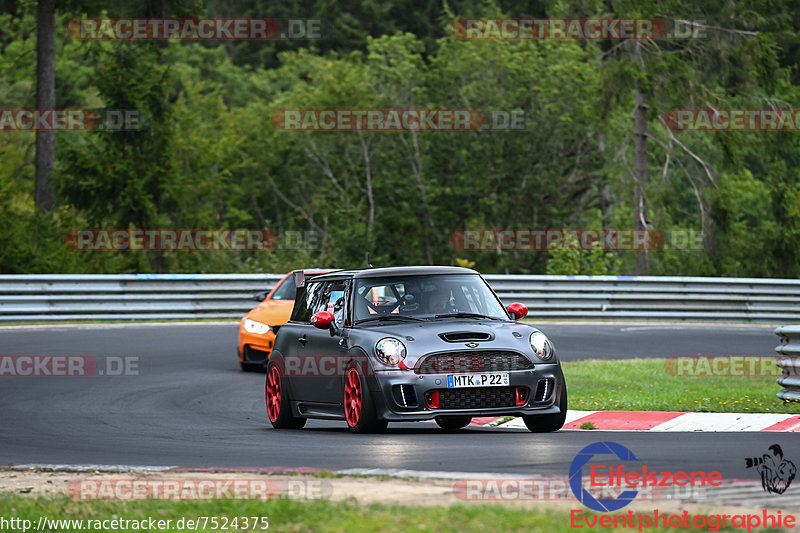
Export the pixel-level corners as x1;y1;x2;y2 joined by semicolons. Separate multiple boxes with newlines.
238;269;333;371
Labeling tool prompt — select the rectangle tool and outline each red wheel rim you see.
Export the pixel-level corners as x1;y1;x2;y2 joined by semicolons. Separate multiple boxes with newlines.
266;366;281;422
344;368;362;427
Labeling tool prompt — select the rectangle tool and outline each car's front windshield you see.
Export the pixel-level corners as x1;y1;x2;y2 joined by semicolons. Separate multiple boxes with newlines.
270;276;298;300
353;274;509;323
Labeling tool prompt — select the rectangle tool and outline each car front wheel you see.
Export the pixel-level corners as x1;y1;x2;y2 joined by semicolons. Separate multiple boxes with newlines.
344;366;387;434
522;385;567;433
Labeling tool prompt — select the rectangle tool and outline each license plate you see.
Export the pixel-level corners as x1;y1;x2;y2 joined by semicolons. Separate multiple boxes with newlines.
447;373;509;388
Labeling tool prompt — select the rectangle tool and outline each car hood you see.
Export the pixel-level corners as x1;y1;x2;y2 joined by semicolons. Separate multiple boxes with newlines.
347;319;549;367
245;299;295;326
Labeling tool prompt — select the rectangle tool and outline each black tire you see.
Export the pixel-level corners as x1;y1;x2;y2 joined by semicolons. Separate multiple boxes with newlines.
435;416;472;431
522;384;567;433
344;366;388;434
265;361;306;429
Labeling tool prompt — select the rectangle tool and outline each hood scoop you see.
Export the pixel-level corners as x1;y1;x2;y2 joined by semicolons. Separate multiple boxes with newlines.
439;331;493;342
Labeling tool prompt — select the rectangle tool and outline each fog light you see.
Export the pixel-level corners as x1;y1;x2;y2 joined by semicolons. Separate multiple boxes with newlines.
425;390;440;409
515;386;529;406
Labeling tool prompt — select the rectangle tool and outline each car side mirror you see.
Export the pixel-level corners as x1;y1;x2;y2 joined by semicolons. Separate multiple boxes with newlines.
312;311;341;336
253;291;269;302
311;311;334;329
507;303;528;320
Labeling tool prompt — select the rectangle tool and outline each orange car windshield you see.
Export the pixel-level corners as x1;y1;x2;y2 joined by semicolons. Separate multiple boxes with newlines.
270;278;297;300
272;272;328;300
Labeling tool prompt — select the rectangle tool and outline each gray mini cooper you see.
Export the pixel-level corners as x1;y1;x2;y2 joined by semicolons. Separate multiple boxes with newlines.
265;266;567;433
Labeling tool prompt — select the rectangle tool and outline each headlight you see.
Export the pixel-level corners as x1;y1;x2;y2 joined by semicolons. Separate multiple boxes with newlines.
375;338;407;366
529;331;553;360
244;318;271;335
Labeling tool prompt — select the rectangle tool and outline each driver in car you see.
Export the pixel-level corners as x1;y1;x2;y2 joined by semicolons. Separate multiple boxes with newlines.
426;287;452;314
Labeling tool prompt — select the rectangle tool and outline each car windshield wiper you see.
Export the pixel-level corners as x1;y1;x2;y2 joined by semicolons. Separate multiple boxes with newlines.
355;315;426;324
433;312;503;320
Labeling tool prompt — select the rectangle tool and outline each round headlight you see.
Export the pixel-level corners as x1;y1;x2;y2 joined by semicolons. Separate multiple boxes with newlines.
529;331;553;360
375;338;407;366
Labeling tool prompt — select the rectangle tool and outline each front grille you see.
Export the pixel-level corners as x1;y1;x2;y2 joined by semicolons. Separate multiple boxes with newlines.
435;387;516;409
415;350;534;374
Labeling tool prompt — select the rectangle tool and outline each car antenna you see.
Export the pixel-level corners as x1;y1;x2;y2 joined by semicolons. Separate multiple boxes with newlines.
365;252;373;268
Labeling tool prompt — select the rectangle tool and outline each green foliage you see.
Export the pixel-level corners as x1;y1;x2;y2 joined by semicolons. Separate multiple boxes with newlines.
0;1;798;276
545;239;621;276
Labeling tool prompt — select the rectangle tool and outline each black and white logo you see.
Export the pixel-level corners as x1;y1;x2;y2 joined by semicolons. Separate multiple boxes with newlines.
746;444;796;495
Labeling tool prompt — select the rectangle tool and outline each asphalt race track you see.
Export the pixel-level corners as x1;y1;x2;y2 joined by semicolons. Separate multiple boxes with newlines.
0;322;795;480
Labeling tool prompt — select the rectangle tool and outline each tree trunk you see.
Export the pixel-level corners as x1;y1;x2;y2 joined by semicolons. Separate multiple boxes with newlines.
35;0;56;213
633;84;649;275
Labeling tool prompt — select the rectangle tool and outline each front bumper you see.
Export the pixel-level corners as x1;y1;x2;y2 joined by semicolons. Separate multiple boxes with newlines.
370;365;564;422
237;328;277;364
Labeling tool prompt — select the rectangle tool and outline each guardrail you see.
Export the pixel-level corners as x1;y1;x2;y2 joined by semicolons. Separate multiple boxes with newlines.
775;325;800;402
484;274;800;322
0;273;799;322
0;274;285;321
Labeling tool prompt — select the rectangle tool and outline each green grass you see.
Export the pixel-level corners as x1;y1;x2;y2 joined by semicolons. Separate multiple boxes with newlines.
563;358;800;414
0;494;741;532
314;471;419;482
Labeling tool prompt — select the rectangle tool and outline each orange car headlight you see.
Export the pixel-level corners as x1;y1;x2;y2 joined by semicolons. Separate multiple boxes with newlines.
244;318;272;335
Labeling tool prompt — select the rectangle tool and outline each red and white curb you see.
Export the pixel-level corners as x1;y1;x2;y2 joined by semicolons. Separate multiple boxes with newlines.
482;410;800;432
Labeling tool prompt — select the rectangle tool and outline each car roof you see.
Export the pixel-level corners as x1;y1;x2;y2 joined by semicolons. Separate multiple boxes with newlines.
290;268;336;275
308;265;478;281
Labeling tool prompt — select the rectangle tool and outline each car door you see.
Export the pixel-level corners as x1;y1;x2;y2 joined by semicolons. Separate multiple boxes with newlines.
301;279;350;404
279;279;323;403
